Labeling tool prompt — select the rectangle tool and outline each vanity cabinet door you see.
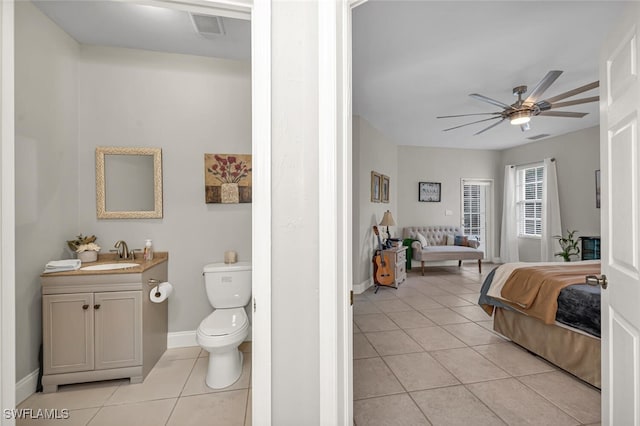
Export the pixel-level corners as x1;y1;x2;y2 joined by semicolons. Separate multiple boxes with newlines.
43;293;94;375
94;291;143;370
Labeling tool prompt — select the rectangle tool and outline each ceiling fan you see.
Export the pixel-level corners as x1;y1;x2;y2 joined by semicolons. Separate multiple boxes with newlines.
437;71;599;135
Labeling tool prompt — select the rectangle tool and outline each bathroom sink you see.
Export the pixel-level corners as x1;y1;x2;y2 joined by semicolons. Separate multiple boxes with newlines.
80;263;140;271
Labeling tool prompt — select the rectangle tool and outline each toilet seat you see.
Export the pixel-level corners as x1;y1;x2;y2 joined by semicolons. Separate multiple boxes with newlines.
199;308;248;336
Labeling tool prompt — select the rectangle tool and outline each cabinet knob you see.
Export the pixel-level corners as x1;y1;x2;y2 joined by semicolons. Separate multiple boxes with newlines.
82;304;89;310
94;304;101;310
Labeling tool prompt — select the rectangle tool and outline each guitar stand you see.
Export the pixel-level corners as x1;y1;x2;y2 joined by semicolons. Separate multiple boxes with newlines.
374;282;397;294
372;249;397;294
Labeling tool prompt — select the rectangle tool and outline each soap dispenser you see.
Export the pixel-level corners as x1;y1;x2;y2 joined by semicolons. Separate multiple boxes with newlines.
143;239;154;261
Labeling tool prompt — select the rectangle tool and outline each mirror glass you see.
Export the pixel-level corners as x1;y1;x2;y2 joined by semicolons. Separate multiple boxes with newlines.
96;147;163;219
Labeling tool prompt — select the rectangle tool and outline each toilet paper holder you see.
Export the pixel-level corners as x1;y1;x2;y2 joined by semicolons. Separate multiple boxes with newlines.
148;278;161;297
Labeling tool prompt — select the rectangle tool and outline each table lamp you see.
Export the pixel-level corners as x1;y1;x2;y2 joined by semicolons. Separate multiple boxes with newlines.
379;210;396;240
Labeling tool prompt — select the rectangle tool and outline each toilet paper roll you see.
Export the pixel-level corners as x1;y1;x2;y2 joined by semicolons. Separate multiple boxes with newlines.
150;282;173;303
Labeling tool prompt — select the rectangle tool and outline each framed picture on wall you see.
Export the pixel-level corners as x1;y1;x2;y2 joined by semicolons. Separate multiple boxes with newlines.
381;175;390;203
371;172;381;202
419;182;441;202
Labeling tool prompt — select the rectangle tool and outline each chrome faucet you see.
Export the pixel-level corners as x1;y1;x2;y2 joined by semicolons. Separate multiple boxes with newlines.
114;240;130;259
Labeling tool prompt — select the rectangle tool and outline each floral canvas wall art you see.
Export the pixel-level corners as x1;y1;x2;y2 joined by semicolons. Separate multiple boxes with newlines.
205;154;252;203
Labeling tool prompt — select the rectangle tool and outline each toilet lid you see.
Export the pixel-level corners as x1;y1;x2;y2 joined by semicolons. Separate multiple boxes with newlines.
200;308;248;336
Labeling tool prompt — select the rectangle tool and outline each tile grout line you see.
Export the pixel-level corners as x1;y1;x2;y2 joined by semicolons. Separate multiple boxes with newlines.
513;373;594;424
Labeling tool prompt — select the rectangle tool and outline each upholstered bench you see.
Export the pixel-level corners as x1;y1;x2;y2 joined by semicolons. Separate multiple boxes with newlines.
403;226;484;275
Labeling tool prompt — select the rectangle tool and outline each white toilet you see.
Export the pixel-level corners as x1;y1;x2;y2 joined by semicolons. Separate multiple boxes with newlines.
196;261;251;389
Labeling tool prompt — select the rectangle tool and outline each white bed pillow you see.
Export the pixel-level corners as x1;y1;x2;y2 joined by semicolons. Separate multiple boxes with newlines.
416;232;429;247
446;234;455;245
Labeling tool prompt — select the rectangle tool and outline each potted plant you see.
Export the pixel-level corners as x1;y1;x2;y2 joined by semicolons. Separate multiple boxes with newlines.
67;234;101;263
553;229;580;262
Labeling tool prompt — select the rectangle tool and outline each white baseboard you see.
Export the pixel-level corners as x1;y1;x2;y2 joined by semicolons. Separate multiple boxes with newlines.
353;278;373;294
167;330;198;348
167;328;252;349
16;369;39;405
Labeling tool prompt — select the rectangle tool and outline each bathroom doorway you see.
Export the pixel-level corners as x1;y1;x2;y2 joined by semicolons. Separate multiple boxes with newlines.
3;0;271;421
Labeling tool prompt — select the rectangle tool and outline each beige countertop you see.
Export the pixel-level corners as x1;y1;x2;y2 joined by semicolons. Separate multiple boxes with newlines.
41;252;168;277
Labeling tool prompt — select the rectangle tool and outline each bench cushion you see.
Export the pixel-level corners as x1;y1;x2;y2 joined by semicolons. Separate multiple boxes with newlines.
420;245;484;261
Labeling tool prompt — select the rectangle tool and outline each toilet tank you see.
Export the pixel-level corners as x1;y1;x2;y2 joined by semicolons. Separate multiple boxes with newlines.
203;261;252;309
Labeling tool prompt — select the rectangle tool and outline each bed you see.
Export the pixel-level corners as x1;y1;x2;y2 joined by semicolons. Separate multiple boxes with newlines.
479;261;601;388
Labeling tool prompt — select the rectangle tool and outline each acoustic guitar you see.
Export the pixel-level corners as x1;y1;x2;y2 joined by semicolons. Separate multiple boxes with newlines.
373;226;394;286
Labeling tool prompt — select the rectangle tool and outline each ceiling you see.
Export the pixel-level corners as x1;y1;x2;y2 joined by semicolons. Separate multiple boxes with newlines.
353;1;626;150
33;1;626;151
33;1;250;61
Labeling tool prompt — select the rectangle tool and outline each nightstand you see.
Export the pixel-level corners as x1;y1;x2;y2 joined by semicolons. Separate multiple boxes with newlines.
373;246;407;291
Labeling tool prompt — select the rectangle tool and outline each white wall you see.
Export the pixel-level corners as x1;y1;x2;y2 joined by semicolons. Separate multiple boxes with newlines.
14;1;79;381
353;116;398;287
500;126;601;261
271;1;320;421
397;146;502;258
76;46;252;333
14;6;252;385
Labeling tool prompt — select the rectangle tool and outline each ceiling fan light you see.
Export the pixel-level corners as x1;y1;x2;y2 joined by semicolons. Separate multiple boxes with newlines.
510;111;531;125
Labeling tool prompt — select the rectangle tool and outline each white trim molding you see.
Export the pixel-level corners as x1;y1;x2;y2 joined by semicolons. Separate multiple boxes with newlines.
318;0;339;421
1;0;17;421
249;0;271;424
167;330;252;349
353;278;373;295
167;331;198;348
319;0;355;424
15;370;38;406
183;1;272;423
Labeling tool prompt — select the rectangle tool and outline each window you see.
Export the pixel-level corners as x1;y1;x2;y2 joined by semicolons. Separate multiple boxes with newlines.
517;165;543;237
463;184;482;238
461;179;491;256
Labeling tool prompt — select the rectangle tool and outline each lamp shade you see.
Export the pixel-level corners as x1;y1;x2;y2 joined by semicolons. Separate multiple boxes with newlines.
379;210;396;227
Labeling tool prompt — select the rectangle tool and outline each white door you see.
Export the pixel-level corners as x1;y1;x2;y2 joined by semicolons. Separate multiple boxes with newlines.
461;179;492;257
600;3;640;424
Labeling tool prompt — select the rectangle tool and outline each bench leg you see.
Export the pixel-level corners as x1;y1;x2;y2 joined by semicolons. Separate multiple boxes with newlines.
478;259;482;273
421;261;425;276
458;260;462;268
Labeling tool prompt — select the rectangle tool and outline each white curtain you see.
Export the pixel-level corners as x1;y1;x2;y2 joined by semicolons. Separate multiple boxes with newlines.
500;165;519;263
541;158;562;261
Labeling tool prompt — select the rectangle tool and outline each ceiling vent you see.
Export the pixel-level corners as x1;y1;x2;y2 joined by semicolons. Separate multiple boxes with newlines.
189;13;225;37
527;134;551;141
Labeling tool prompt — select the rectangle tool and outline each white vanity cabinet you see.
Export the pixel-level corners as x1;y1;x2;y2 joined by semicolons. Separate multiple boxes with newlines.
41;256;168;392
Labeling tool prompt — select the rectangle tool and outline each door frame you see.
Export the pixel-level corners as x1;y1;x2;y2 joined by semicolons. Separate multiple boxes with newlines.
459;178;494;261
0;0;272;423
318;0;367;424
318;0;357;423
0;1;16;421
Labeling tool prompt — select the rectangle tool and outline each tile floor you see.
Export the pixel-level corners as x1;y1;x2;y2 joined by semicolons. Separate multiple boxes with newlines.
354;263;601;426
18;343;251;426
18;263;602;426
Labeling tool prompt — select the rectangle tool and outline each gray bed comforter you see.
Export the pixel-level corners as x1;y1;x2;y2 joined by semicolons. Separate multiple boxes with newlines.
479;266;601;338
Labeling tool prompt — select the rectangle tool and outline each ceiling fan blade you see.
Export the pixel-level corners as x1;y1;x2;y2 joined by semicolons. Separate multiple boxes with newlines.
437;112;502;119
443;116;502;132
550;96;599;109
523;70;563;105
469;93;513;110
538;111;588;118
543;81;599;104
473;118;506;135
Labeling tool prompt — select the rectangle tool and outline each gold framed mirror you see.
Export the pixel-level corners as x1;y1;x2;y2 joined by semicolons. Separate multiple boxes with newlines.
96;146;163;219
